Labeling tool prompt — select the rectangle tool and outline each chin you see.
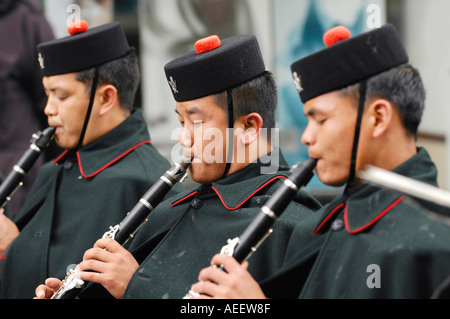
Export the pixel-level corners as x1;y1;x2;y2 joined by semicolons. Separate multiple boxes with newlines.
191;174;218;185
55;139;77;151
55;140;70;150
317;173;348;187
189;164;223;185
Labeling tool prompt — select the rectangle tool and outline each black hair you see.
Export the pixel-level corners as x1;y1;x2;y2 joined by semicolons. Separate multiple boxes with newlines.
214;71;278;139
75;50;140;111
341;64;425;138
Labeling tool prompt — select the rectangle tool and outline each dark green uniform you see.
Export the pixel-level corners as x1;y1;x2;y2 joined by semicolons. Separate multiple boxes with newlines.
121;153;321;299
0;110;180;299
261;148;450;298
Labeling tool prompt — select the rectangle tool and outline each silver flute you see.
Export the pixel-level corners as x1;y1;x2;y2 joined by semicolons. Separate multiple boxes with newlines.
51;158;191;299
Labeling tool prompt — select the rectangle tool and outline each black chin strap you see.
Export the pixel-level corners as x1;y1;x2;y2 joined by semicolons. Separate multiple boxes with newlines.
76;67;99;151
345;80;367;193
223;89;234;178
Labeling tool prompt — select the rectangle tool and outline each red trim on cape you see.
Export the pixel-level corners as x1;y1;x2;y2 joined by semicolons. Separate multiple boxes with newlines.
344;196;405;234
77;141;151;178
171;191;199;207
211;176;287;211
53;150;69;164
170;176;288;210
312;195;405;235
53;140;151;178
313;202;345;235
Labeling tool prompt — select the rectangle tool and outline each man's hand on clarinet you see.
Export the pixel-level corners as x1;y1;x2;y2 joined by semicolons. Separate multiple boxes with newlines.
76;238;139;299
189;254;267;299
34;278;63;299
34;238;138;299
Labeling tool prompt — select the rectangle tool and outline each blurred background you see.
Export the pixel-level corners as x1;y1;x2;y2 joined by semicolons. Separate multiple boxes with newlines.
2;0;448;207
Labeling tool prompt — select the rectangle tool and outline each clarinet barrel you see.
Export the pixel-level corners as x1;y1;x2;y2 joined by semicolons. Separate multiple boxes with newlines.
232;158;317;263
51;159;191;299
112;160;191;245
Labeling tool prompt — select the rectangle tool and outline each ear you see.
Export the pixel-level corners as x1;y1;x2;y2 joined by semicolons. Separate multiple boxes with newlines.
366;98;393;138
97;84;118;116
237;112;264;146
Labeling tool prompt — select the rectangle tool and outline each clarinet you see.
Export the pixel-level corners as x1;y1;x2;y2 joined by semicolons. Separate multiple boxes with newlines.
184;158;317;298
0;127;56;209
51;159;191;299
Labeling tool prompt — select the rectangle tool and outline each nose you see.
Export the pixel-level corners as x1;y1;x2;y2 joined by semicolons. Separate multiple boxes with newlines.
44;96;57;118
178;127;193;149
301;121;316;147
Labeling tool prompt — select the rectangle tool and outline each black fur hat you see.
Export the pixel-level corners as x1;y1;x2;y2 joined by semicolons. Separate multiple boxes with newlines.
164;34;266;102
291;24;409;103
37;21;130;76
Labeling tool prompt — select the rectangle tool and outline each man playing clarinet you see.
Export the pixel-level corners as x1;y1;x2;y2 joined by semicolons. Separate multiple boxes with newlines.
186;25;450;299
35;34;322;299
0;21;177;299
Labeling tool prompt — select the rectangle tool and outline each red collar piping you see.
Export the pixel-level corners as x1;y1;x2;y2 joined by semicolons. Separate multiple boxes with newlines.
344;196;405;234
170;176;287;211
53;150;69;164
54;140;151;178
171;191;198;207
312;202;345;235
312;195;405;235
211;176;287;211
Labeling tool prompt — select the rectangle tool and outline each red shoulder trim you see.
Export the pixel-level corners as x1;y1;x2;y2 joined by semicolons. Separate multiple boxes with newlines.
170;176;287;210
171;191;199;207
54;150;69;164
313;202;345;235
77;140;151;178
53;141;151;177
344;196;405;234
211;176;287;211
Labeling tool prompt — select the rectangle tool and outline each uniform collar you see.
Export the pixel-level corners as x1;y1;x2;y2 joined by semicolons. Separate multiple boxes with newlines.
313;148;438;235
171;150;291;210
54;109;151;178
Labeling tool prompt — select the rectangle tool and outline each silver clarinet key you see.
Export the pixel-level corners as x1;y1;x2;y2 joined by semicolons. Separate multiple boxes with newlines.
51;267;84;299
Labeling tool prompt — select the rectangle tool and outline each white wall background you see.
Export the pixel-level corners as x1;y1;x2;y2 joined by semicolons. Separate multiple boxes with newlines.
401;0;449;188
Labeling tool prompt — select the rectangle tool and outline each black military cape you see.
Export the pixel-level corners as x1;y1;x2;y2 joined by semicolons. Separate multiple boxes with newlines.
121;152;322;299
0;110;179;299
261;148;450;299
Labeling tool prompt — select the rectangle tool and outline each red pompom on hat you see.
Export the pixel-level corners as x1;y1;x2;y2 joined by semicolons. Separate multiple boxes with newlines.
291;24;408;103
323;26;351;47
195;35;221;54
67;20;89;36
